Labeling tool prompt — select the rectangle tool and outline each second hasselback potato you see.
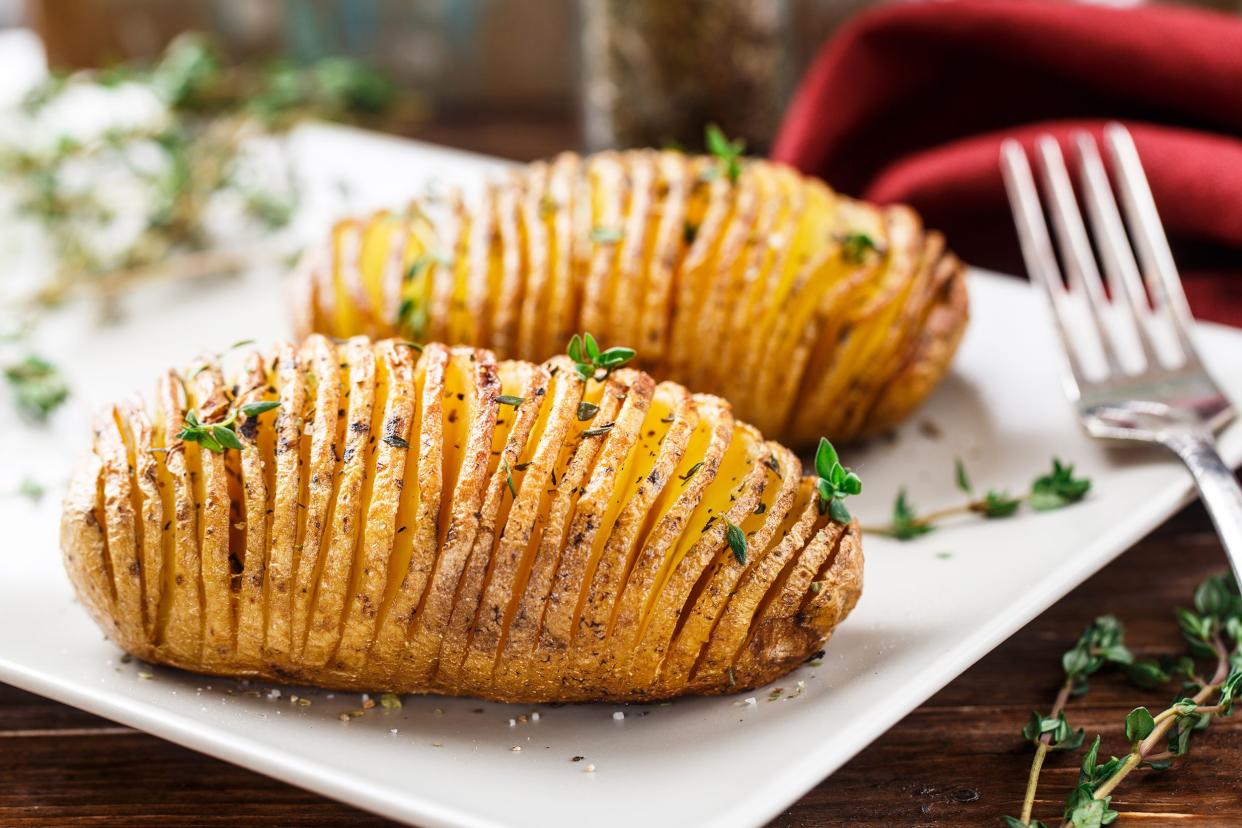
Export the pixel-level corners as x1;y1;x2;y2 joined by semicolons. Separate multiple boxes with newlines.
287;150;969;446
62;336;863;703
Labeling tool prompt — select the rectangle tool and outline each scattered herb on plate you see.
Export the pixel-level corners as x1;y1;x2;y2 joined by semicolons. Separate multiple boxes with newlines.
866;457;1090;539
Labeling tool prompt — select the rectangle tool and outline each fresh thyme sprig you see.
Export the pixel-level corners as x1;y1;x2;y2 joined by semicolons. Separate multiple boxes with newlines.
4;354;69;422
867;457;1090;539
838;231;885;264
704;123;745;183
1005;573;1242;828
567;332;635;382
814;437;862;523
176;400;280;454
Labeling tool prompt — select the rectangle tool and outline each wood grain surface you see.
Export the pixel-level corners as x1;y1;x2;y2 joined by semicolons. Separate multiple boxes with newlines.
4;499;1240;827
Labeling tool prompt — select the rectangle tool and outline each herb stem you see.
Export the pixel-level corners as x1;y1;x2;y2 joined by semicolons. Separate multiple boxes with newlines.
1085;633;1231;808
1021;676;1074;825
863;497;1025;536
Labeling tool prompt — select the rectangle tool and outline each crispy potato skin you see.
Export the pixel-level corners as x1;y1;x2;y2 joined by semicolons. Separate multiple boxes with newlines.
62;338;863;703
287;153;968;447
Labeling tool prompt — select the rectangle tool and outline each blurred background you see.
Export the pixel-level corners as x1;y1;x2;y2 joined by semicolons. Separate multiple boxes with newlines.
13;0;1234;159
13;0;883;157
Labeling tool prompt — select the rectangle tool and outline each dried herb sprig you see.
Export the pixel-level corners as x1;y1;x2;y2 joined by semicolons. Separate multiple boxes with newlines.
1004;573;1242;827
567;332;635;382
868;457;1090;539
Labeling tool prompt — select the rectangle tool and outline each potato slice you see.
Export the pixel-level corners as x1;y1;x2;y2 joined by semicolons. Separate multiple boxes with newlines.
544;153;581;356
492;367;628;697
185;362;235;666
577;153;624;344
232;352;273;667
626;421;769;694
490;179;524;358
288;335;344;663
656;441;800;693
92;405;144;650
692;476;821;690
435;359;548;688
368;343;447;682
333;340;419;672
458;355;581;693
534;369;656;689
600;394;734;696
118;398;163;645
565;380;696;694
302;338;377;668
263;341;307;665
154;369;202;663
399;347;501;684
866;250;969;434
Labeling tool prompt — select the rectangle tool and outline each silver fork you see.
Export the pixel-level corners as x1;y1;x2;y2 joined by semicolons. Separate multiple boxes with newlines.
1001;123;1242;585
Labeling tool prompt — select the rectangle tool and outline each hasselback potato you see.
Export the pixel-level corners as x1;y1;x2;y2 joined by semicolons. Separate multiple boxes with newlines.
287;150;968;445
62;336;863;703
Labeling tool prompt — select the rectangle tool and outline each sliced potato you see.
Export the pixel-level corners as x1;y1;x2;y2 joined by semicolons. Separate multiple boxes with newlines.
62;337;862;703
287;152;966;446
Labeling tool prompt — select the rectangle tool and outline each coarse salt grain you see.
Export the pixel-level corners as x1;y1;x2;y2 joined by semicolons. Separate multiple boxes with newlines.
584;764;596;773
389;728;399;735
511;745;522;752
612;711;624;720
531;712;540;722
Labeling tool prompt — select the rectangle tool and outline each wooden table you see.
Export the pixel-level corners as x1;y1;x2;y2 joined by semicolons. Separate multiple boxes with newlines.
5;117;1241;828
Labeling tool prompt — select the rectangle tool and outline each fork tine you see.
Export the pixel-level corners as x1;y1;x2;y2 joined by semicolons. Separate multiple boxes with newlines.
1103;123;1201;366
1072;131;1161;370
1034;136;1127;377
999;139;1085;398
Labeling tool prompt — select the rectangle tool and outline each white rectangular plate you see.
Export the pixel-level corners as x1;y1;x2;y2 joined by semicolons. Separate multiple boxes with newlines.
2;125;1240;828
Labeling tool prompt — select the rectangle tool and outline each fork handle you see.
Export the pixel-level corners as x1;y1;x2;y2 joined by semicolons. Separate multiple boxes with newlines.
1163;430;1242;586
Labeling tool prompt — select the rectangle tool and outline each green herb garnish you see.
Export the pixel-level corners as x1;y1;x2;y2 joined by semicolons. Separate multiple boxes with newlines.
4;354;69;422
868;457;1092;539
382;433;409;449
501;459;517;498
704;123;745;183
496;394;525;408
838;231;884;264
1005;573;1242;827
577;401;599;421
581;422;615;438
813;437;861;523
176;399;281;453
567;332;635;382
589;226;622;244
724;517;747;565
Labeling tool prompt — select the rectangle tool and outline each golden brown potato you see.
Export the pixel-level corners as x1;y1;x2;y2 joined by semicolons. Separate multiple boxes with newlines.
61;336;863;703
286;151;969;446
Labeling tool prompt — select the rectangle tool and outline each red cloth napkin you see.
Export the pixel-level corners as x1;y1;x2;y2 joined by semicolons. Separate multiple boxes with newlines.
772;0;1242;326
